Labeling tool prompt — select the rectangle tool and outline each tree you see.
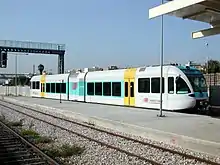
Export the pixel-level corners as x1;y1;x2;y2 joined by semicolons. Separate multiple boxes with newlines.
204;59;220;73
8;76;30;86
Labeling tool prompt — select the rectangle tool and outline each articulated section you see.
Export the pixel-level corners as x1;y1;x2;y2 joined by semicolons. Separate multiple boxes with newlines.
148;0;220;39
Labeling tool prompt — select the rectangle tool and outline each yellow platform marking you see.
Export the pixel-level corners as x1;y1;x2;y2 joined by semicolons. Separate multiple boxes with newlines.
124;68;136;106
40;74;46;97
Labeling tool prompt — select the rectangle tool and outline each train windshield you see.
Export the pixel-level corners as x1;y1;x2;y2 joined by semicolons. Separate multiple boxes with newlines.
186;74;207;92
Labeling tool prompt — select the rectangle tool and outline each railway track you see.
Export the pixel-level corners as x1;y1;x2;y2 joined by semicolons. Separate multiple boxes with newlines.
0;99;219;165
0;117;60;165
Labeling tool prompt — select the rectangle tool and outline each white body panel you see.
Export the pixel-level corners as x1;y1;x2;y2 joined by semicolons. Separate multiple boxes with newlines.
30;74;69;100
30;75;41;98
30;65;202;111
85;69;125;105
135;66;195;110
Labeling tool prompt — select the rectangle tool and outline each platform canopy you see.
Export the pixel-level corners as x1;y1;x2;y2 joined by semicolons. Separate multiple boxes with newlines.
149;0;220;39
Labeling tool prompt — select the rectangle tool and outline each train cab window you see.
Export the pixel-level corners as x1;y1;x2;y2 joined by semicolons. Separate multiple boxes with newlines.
95;82;102;95
176;77;190;94
168;77;174;94
125;82;128;97
51;83;55;93
112;82;121;97
87;82;94;95
46;83;51;93
138;78;150;93
56;83;61;93
130;82;134;97
103;82;111;96
36;81;40;89
151;77;164;93
61;83;66;93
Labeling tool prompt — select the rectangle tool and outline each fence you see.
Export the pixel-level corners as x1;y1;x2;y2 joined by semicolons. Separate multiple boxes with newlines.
0;86;30;96
204;73;220;86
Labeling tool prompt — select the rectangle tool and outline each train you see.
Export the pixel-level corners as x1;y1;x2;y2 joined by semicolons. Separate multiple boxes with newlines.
30;64;209;112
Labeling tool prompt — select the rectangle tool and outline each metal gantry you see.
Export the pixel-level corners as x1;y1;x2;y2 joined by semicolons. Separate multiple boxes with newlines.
0;40;66;74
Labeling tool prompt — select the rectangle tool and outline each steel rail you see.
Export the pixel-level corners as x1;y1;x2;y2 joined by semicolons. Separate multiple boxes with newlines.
0;99;219;165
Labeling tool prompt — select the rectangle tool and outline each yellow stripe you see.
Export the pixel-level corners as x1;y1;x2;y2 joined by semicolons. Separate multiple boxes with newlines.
124;68;137;106
40;74;46;97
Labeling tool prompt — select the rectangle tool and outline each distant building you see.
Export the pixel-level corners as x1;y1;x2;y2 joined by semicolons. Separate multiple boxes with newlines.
186;61;205;72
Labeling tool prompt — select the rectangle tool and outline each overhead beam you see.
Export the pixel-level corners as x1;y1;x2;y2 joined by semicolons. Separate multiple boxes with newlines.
149;0;206;19
192;26;220;39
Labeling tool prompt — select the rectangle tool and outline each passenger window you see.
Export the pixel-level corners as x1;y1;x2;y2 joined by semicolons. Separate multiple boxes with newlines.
103;82;111;96
176;77;190;94
32;82;36;89
46;83;51;93
51;83;55;93
138;78;150;93
130;82;134;97
151;78;164;93
87;82;94;95
112;82;121;97
61;83;66;93
95;82;102;95
56;83;61;93
168;77;174;94
36;81;40;89
125;82;128;97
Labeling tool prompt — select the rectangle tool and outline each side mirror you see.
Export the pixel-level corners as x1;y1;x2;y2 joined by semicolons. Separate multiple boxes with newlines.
175;75;180;83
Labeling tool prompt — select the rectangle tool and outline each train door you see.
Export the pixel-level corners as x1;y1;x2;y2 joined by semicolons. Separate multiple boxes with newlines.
124;78;135;106
124;68;136;106
40;74;46;98
40;83;45;97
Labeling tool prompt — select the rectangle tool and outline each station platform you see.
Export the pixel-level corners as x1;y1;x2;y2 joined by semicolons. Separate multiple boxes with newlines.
1;96;220;157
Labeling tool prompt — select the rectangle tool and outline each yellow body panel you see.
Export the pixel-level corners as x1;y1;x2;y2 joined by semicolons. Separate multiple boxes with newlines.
40;74;46;97
124;68;136;106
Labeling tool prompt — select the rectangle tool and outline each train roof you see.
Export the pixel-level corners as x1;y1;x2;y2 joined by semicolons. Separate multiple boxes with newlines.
30;64;202;81
30;73;70;81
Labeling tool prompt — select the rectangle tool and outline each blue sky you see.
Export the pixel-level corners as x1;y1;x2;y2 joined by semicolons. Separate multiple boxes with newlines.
0;0;219;73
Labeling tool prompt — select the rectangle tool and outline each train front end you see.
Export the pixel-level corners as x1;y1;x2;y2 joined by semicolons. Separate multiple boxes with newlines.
180;66;210;113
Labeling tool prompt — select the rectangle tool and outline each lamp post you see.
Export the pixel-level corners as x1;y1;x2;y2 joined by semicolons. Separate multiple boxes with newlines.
14;53;28;96
60;80;62;103
158;0;165;117
15;54;18;96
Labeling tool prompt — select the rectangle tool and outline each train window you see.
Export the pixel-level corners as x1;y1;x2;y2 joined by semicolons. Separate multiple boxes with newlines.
32;82;36;89
103;82;111;96
112;82;121;97
87;82;94;95
168;77;174;94
125;82;128;97
51;83;55;93
138;78;150;93
36;81;40;89
61;83;66;93
46;83;51;93
151;78;164;93
56;83;61;93
176;77;190;94
95;82;102;95
130;82;134;97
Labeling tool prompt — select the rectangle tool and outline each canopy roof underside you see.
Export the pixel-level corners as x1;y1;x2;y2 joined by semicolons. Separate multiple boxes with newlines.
149;0;220;39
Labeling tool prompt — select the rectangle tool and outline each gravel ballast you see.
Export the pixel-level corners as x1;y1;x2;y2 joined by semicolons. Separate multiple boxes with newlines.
0;98;220;165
